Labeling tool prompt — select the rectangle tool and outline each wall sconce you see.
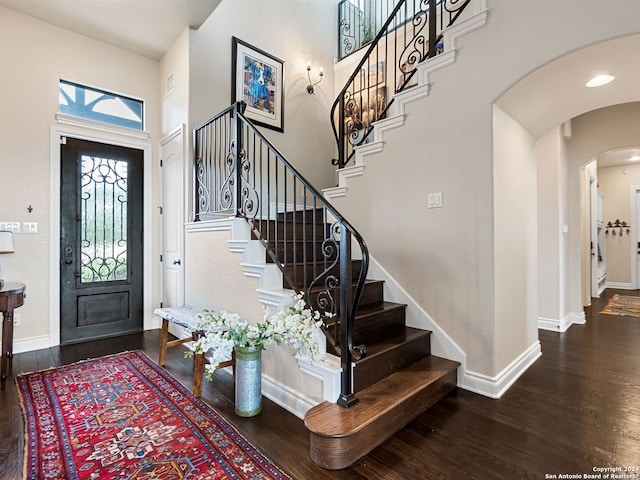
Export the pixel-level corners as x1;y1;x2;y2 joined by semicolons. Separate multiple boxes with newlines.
0;230;15;289
306;61;324;94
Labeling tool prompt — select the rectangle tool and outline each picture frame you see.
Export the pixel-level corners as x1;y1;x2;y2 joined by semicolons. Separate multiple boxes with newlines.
231;37;285;133
344;86;387;143
353;61;385;93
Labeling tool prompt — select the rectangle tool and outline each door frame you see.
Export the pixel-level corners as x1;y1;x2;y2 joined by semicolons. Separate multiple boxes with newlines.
159;124;187;309
589;177;598;297
49;117;155;347
631;185;640;289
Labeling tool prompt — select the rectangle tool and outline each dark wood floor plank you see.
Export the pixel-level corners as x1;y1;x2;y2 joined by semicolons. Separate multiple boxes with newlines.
2;288;640;479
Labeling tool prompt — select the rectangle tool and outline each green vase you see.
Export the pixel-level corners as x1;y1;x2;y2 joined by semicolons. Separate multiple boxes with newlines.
234;345;262;417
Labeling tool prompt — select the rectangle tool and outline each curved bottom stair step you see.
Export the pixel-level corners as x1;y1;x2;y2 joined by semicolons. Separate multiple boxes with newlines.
304;355;460;470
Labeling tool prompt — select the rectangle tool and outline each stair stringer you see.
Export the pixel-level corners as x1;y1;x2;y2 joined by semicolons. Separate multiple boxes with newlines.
186;217;342;418
324;8;489;202
366;256;467;381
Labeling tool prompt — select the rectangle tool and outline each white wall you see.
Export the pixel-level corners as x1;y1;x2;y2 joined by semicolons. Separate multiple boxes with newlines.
567;103;640;289
536;126;572;330
330;0;640;379
493;106;538;369
160;27;190;136
188;0;338;196
184;227;324;411
173;0;338;413
598;165;639;285
0;7;161;350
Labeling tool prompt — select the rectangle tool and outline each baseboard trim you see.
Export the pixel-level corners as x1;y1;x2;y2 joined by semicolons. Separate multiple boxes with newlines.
605;281;634;290
9;335;51;355
262;372;318;420
462;341;541;399
537;312;585;332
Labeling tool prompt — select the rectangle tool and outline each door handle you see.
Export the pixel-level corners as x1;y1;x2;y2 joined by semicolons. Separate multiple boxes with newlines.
173;259;181;265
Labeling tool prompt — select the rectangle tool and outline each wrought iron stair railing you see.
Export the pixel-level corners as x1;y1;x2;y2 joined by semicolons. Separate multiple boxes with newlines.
194;101;369;408
332;0;471;168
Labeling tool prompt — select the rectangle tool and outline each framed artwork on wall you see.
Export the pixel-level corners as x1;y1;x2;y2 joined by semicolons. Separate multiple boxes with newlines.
231;37;285;133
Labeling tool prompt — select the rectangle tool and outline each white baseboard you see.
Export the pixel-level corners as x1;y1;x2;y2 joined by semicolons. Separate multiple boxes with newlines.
605;281;634;290
462;341;541;399
9;335;51;355
261;372;318;419
538;311;585;332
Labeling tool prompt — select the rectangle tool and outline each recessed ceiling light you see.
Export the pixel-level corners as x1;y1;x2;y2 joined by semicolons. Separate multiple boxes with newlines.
586;74;615;88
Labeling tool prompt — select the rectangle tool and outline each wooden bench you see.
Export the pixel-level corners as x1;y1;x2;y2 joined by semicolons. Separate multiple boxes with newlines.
154;306;234;397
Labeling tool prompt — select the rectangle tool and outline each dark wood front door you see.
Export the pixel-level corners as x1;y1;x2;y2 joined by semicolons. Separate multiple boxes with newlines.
60;138;143;344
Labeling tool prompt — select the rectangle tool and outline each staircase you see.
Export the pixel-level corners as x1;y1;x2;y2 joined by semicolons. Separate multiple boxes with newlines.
192;0;487;469
259;210;459;470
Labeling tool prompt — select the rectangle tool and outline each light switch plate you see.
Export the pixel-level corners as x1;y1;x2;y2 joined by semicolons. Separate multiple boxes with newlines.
0;221;21;233
23;222;38;234
427;192;443;209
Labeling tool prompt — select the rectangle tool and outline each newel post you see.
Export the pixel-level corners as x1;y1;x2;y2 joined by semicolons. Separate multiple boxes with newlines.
337;225;358;408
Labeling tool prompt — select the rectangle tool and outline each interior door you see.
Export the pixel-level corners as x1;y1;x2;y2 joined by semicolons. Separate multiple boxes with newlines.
160;126;185;309
60;137;144;344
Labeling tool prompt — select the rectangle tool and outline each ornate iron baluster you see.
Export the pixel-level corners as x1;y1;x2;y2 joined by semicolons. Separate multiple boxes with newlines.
332;0;471;169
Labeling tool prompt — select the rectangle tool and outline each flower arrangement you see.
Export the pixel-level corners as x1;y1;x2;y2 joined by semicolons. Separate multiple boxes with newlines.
186;294;325;379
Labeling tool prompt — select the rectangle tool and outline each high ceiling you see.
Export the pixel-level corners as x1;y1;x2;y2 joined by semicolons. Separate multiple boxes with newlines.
0;0;222;59
495;33;640;169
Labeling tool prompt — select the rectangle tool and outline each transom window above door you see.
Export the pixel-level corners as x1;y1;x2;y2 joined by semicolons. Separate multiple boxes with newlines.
58;80;144;130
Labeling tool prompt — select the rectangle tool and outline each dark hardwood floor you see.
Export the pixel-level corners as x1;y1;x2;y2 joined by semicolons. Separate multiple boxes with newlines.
2;289;639;479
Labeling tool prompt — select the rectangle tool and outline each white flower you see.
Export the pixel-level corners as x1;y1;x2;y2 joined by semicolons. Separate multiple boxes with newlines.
184;294;325;378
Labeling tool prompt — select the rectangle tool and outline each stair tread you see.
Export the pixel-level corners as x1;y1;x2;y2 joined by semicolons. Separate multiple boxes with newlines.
354;326;431;359
284;259;362;268
355;300;406;317
304;355;460;436
309;278;383;291
325;301;406;324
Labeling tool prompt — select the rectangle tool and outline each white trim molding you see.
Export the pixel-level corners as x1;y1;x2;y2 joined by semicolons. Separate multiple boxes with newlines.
55;113;150;141
49;121;154;349
261;373;318;420
1;335;51;356
538;311;586;332
463;341;542;399
605;281;634;290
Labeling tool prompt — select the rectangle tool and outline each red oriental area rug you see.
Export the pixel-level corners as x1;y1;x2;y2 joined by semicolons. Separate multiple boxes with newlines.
16;350;290;480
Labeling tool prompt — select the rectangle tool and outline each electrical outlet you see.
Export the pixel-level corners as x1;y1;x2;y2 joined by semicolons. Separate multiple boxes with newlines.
13;313;21;327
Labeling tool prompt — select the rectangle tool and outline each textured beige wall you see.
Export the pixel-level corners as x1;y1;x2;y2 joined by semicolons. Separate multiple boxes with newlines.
0;7;161;346
597;165;640;284
185;229;323;403
188;0;338;195
568;103;640;290
331;1;640;377
160;27;190;137
493;106;538;371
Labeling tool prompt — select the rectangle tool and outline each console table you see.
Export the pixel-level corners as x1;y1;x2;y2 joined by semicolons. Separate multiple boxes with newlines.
0;282;25;389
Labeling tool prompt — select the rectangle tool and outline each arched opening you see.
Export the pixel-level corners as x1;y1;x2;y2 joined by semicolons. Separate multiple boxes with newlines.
495;34;640;333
